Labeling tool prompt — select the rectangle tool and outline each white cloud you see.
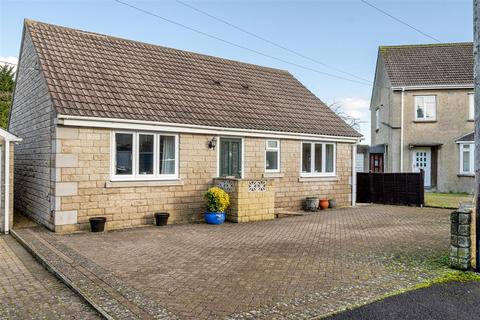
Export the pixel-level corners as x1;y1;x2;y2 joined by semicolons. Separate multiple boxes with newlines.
0;56;18;72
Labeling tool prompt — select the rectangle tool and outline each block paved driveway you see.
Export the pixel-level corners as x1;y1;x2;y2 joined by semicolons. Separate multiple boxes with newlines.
0;235;100;319
15;205;450;319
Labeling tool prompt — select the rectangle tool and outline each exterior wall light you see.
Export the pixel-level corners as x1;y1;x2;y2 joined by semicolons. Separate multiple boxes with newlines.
208;137;217;150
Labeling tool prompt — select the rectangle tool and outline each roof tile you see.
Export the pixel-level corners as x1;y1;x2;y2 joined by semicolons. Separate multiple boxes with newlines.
25;20;360;137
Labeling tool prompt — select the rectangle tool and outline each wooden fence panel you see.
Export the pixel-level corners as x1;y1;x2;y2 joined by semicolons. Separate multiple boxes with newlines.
356;172;424;207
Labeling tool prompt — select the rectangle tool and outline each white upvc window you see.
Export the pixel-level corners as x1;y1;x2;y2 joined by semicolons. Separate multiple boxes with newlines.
414;95;436;121
111;131;179;181
265;139;280;172
301;142;336;177
469;93;474;120
459;143;474;175
375;108;380;130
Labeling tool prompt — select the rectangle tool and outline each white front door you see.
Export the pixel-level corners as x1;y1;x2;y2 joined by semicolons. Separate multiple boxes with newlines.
412;148;431;188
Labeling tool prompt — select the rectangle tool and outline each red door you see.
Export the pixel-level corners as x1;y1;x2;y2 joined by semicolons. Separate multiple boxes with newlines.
370;154;383;173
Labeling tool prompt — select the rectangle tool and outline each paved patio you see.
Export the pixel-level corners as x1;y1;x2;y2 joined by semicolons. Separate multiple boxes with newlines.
14;205;450;319
0;235;99;319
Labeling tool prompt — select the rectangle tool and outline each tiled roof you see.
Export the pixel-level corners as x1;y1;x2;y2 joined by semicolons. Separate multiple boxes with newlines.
456;132;474;142
380;43;473;87
25;20;360;138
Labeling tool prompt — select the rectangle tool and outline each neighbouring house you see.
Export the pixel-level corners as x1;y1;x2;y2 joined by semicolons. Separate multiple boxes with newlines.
9;20;361;232
370;42;474;193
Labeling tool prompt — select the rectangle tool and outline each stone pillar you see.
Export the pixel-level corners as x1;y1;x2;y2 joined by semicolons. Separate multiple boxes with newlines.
214;178;275;223
450;208;472;270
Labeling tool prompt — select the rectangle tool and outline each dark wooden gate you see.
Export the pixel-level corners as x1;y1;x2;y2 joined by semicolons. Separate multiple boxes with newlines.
357;172;424;207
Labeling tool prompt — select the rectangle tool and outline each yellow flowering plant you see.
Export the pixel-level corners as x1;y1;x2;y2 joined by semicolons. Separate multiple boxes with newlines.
204;187;230;213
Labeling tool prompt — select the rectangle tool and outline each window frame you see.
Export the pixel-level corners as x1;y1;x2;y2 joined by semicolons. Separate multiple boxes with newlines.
300;142;336;177
414;95;437;121
459;142;474;176
265;139;281;173
110;131;179;181
469;93;474;121
375;108;380;130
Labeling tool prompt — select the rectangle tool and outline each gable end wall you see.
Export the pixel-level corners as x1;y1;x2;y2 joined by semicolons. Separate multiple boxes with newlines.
9;30;55;229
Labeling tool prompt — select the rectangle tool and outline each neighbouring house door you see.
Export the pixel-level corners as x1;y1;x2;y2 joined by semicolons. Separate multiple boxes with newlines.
370;153;383;173
412;148;431;188
219;138;242;178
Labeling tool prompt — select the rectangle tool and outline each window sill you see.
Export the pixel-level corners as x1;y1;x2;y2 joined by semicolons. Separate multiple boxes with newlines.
457;174;474;178
105;179;184;188
413;120;437;123
298;176;339;182
263;172;284;178
467;119;474;122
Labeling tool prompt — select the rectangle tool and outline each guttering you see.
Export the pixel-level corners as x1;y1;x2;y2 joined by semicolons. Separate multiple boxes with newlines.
392;84;474;91
400;87;405;172
351;144;357;206
57;115;361;143
4;140;9;234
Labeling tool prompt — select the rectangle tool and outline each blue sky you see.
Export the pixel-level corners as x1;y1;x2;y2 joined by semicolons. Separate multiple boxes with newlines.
0;0;474;143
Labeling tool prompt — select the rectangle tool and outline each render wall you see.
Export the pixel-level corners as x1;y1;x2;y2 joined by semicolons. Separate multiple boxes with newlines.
9;31;55;229
401;89;474;193
54;127;353;232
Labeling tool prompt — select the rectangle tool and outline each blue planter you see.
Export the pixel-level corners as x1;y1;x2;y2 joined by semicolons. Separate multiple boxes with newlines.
204;212;226;225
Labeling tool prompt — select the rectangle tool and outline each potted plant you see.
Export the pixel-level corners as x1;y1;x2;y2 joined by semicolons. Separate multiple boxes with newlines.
89;217;107;232
319;199;329;210
204;187;230;224
305;197;319;212
154;212;170;226
328;199;336;208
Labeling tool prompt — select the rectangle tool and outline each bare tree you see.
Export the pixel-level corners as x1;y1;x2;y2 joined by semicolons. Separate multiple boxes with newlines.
328;102;362;131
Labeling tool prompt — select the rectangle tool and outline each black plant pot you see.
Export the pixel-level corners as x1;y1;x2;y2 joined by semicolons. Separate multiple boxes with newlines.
89;217;106;232
154;212;170;226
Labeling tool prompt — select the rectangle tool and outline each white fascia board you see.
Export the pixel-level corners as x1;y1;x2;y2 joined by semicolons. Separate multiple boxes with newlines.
56;115;361;143
392;84;474;91
456;141;474;144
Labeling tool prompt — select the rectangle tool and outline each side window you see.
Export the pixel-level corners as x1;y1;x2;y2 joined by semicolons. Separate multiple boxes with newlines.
265;140;280;172
469;93;474;120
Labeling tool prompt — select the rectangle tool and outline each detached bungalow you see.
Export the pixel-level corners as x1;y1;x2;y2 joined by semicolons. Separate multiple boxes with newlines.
10;20;361;232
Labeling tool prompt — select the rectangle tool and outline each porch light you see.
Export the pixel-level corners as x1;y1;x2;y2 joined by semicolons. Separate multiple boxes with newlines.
208;137;217;150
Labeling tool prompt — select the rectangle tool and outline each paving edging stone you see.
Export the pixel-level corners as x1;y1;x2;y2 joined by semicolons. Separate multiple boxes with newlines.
11;229;112;320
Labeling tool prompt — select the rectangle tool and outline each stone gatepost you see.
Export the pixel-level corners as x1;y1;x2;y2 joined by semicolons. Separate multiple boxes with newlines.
450;207;472;270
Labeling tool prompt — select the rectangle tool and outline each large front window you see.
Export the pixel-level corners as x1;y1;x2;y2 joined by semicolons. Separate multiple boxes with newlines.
112;132;178;180
459;143;474;175
415;96;436;121
301;142;335;176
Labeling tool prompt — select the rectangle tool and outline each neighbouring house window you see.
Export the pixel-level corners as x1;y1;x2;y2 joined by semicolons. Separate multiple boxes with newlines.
112;131;178;180
375;108;380;130
469;93;474;120
301;142;336;176
459;143;474;175
414;96;436;121
265;140;280;172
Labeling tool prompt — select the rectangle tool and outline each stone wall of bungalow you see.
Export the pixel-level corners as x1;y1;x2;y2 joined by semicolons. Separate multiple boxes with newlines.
53;126;353;232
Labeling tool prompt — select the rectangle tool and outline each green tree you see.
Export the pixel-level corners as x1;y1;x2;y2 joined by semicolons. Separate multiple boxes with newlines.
0;65;15;129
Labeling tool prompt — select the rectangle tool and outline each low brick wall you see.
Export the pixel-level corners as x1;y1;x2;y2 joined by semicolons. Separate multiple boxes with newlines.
450;207;471;270
214;178;275;223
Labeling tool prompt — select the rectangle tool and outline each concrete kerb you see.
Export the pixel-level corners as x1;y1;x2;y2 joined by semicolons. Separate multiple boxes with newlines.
10;229;111;320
